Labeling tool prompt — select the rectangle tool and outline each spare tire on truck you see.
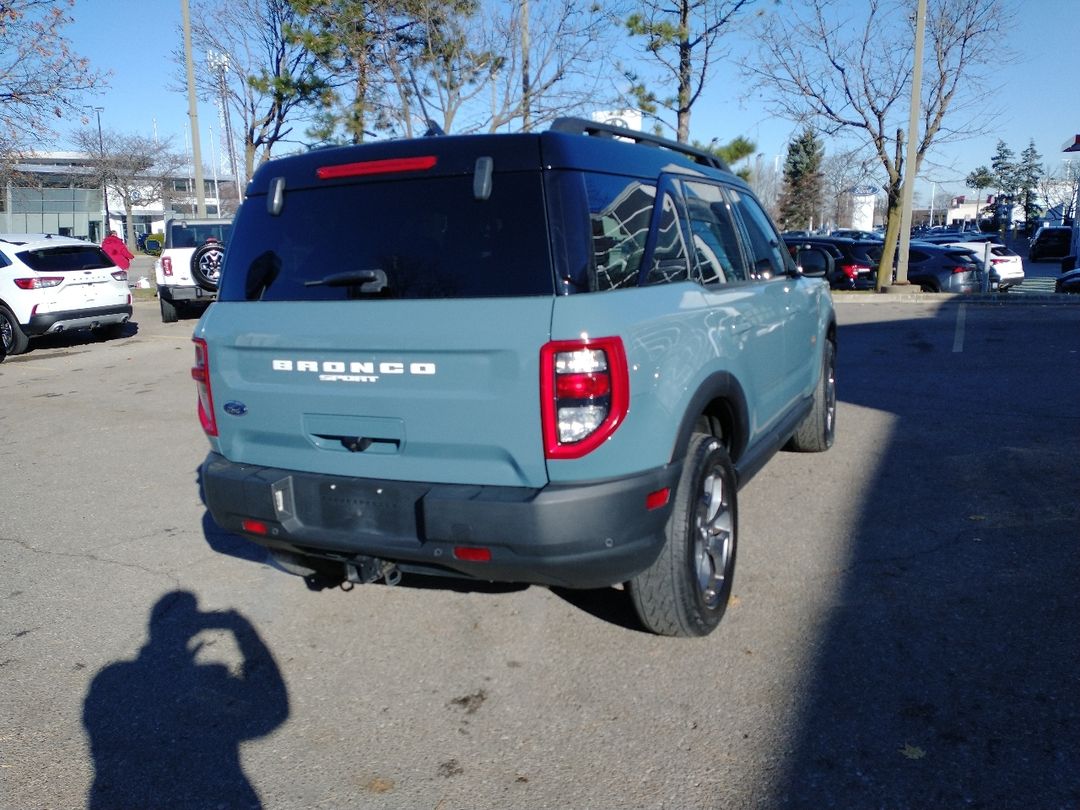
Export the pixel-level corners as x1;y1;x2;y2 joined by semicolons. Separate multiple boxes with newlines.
191;238;225;291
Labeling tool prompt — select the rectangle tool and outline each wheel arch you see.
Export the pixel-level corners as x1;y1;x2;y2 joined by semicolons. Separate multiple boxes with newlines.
669;371;750;468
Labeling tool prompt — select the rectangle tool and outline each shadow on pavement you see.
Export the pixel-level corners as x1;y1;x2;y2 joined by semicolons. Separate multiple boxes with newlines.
82;591;289;809
773;305;1080;806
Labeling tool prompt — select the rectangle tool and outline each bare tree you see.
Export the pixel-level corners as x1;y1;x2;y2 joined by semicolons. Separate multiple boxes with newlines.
1038;160;1080;224
821;148;878;230
180;0;327;181
72;129;187;249
0;0;107;169
746;0;1013;288
373;0;624;136
624;0;756;143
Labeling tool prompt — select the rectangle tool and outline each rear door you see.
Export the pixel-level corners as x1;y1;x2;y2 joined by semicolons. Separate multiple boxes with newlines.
17;244;127;312
200;165;556;489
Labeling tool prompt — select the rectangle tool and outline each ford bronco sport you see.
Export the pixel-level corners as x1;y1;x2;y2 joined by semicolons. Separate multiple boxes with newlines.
194;119;837;637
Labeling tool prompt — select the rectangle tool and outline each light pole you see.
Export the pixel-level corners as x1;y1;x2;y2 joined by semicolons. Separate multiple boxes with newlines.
89;106;111;238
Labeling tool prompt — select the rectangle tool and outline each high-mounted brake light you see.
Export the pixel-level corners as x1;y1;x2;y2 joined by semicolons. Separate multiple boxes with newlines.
540;336;629;460
316;155;438;180
191;338;218;436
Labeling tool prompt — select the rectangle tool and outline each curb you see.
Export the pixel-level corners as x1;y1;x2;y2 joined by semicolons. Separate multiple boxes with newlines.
832;291;1078;305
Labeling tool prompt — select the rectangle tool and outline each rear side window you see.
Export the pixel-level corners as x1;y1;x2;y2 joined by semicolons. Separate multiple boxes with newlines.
586;175;655;290
643;190;691;285
219;173;553;301
16;245;113;271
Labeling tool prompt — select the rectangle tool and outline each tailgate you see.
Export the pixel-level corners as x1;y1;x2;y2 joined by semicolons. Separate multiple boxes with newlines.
52;269;127;309
197;299;554;488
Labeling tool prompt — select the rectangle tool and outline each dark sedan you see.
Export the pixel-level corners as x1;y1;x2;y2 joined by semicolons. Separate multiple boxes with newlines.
783;235;882;290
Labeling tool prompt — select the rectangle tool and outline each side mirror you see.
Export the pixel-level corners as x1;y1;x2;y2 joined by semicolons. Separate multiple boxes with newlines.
794;245;833;278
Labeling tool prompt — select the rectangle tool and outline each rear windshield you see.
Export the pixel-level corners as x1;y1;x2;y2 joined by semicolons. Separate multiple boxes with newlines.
218;173;553;301
17;245;114;272
168;222;233;248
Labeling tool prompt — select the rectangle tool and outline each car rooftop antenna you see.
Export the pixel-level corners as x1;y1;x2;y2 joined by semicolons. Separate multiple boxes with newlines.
407;66;445;137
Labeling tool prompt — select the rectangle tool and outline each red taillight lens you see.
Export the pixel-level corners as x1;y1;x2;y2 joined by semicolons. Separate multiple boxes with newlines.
541;336;629;460
317;155;437;180
951;265;969;274
14;276;63;289
111;270;128;281
191;338;218;436
162;256;173;277
838;263;869;281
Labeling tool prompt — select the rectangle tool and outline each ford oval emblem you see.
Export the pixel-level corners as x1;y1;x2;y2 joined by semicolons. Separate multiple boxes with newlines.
223;401;248;416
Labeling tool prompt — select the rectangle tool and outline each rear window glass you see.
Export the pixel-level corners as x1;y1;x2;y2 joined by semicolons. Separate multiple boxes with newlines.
16;245;113;272
219;173;553;301
168;222;233;248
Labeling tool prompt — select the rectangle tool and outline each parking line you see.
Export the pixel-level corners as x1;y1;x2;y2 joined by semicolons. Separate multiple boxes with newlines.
952;304;967;353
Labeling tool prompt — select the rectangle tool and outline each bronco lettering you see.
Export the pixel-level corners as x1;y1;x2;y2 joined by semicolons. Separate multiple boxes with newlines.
272;359;436;375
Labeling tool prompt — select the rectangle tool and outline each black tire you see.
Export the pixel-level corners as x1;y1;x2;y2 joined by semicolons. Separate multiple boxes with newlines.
629;433;738;637
190;241;225;291
787;339;836;452
160;296;179;323
0;304;29;356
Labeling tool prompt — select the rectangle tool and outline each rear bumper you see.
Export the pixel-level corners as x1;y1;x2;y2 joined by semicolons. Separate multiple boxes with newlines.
158;284;216;304
26;304;132;336
201;452;679;589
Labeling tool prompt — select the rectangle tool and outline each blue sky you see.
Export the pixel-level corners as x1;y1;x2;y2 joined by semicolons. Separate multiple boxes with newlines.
60;0;1080;201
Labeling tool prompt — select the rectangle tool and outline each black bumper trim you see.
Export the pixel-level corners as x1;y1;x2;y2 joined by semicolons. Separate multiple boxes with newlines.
201;453;680;589
26;304;133;336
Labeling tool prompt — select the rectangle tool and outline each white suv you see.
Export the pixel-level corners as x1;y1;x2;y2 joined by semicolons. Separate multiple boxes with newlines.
154;218;232;323
0;234;132;356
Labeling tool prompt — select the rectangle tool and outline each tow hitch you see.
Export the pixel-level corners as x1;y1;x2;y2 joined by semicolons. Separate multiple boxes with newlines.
345;556;401;587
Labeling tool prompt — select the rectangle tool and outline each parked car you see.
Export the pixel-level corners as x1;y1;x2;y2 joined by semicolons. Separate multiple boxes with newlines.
906;242;983;293
194;117;837;638
917;230;994;245
0;234;132;356
829;228;882;241
944;240;1024;290
783;235;882;290
1028;226;1072;261
1055;264;1080;294
154;217;233;322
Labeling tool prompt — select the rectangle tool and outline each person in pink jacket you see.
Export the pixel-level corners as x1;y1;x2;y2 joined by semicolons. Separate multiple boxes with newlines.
101;230;134;270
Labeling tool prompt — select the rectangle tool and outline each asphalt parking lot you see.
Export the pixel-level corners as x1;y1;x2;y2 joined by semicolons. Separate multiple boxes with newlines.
1;293;1078;808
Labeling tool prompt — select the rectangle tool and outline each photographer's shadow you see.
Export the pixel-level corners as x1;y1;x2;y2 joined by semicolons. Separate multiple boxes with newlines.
82;591;288;809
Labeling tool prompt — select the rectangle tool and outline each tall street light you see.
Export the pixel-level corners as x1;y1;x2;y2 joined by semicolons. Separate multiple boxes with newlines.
89;106;111;238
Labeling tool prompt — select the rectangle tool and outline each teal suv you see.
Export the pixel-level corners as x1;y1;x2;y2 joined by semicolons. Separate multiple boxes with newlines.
194;119;837;637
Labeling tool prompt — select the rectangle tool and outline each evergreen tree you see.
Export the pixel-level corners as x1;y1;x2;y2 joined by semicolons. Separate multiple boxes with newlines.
1017;139;1043;228
990;140;1019;228
965;165;994;229
777;128;824;231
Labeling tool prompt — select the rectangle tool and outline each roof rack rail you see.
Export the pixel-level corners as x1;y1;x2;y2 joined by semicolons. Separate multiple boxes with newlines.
549;117;730;172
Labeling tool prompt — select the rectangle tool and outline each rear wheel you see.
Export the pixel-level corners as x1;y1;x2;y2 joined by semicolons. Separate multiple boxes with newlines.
0;304;29;355
160;296;179;323
629;433;737;637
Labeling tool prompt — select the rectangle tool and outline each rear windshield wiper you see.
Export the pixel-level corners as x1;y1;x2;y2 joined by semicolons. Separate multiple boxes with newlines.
303;269;387;293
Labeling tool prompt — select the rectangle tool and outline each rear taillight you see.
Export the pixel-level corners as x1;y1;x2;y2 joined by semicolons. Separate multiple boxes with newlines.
111;270;128;281
162;256;173;277
540;336;628;460
951;265;970;275
838;263;869;281
13;276;62;289
191;338;218;436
